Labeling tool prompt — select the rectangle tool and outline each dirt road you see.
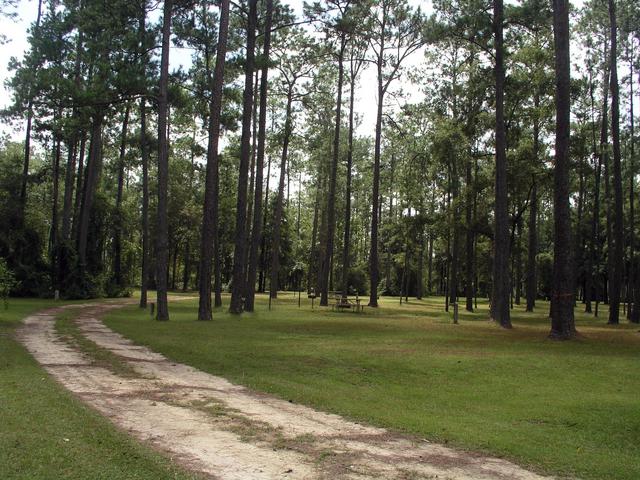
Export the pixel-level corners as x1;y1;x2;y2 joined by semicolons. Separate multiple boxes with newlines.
17;302;552;480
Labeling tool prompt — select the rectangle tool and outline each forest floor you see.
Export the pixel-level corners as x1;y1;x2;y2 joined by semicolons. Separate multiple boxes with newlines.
4;294;639;479
13;299;551;480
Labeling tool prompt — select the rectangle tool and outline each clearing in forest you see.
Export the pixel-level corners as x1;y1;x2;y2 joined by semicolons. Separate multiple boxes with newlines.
18;301;549;480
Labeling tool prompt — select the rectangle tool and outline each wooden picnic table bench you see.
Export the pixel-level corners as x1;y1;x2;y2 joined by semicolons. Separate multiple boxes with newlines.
331;294;364;313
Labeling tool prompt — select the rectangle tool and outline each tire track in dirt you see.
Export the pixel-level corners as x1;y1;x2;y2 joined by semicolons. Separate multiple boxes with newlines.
18;302;554;480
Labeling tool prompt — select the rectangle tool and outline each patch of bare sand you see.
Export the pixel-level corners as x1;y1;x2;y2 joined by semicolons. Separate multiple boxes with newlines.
18;302;556;480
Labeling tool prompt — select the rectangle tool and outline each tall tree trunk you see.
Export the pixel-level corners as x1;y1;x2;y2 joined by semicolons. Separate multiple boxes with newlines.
549;0;575;338
182;242;190;291
113;103;131;288
598;62;611;316
258;153;272;294
308;183;320;293
320;34;346;306
465;154;474;311
61;141;78;244
515;220;522;305
155;0;173;321
608;0;623;325
449;158;460;306
140;99;150;308
270;91;293;299
584;72;598;313
50;137;61;290
630;45;639;323
197;0;230;320
246;71;259;263
491;0;512;328
427;234;434;294
526;176;538;311
340;53;358;299
171;245;178;290
61;26;83;246
229;0;258;314
19;0;44;218
77;113;104;267
604;116;612;309
72;133;87;241
245;0;273;312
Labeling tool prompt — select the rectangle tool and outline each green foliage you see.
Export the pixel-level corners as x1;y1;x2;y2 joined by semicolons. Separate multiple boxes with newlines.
0;140;49;297
0;258;16;307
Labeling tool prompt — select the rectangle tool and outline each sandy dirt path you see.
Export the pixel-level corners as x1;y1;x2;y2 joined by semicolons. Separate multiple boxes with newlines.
17;302;554;480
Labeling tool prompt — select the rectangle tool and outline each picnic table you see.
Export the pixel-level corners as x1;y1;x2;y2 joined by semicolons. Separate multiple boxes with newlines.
331;293;364;313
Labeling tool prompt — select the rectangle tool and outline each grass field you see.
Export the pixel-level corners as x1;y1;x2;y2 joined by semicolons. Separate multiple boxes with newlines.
102;293;640;480
0;298;199;480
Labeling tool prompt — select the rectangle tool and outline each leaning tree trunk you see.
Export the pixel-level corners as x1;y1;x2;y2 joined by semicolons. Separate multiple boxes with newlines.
197;0;230;320
245;0;273;312
491;0;512;328
549;0;575;338
229;0;258;314
155;0;173;321
608;0;623;325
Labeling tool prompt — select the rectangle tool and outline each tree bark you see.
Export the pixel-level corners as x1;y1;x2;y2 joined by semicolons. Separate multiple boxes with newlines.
50;137;61;289
549;0;575;338
630;45;639;322
113;103;130;288
76;113;104;267
229;0;258;314
320;34;346;306
197;0;230;320
449;155;460;307
584;76;597;313
139;98;150;308
340;51;359;299
308;183;320;293
607;0;623;325
465;153;474;311
155;0;173;320
258;153;272;293
491;0;512;328
19;0;44;218
245;0;273;312
270;91;293;299
526;176;537;311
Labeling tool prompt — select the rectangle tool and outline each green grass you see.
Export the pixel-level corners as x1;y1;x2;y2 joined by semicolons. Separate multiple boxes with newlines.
103;293;640;480
55;310;141;378
0;298;200;480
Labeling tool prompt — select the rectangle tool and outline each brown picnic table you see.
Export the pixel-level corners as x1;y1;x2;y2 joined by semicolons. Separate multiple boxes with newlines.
331;294;365;313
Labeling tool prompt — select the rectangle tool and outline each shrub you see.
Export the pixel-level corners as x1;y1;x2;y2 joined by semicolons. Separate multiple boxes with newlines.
0;257;17;308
